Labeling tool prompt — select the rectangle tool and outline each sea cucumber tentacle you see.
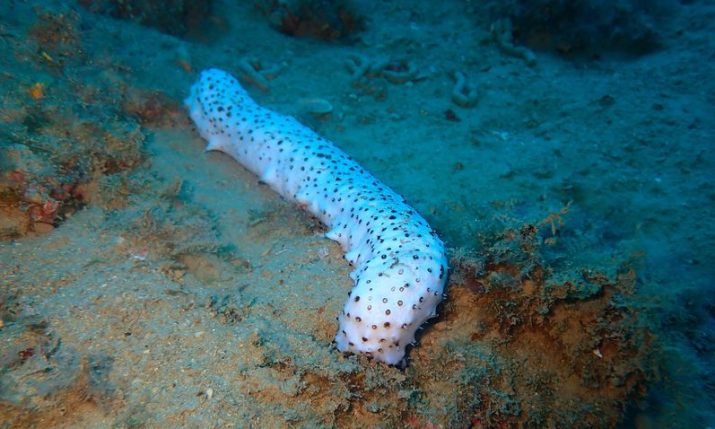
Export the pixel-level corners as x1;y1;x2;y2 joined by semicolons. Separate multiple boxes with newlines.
185;68;448;365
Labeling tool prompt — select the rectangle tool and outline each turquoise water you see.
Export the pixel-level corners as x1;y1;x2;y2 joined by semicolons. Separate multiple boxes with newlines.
0;0;713;427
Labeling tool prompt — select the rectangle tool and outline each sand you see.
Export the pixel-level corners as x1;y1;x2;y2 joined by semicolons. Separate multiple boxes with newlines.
1;0;714;427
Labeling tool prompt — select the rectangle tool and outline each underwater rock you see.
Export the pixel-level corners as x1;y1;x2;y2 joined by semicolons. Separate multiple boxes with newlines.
299;97;334;118
79;0;214;39
255;0;364;41
501;0;676;57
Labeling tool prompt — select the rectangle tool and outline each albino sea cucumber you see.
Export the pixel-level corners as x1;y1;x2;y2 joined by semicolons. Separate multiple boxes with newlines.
185;69;448;365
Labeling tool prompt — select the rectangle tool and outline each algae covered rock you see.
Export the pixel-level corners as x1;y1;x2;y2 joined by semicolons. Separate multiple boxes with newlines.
255;0;364;41
500;0;679;57
79;0;214;39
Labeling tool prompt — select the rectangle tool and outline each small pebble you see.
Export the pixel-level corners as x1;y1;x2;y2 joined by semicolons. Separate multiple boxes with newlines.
300;98;333;117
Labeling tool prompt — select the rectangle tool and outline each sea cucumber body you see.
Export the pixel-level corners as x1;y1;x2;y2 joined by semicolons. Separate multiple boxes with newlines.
185;69;447;364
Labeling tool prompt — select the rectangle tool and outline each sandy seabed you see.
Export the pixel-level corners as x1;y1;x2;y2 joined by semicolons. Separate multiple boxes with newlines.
1;1;714;427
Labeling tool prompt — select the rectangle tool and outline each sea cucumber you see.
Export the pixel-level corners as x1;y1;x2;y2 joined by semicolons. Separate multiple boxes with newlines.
185;69;448;365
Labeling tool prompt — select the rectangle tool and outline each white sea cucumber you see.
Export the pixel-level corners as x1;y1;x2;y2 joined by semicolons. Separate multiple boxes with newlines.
185;69;448;365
